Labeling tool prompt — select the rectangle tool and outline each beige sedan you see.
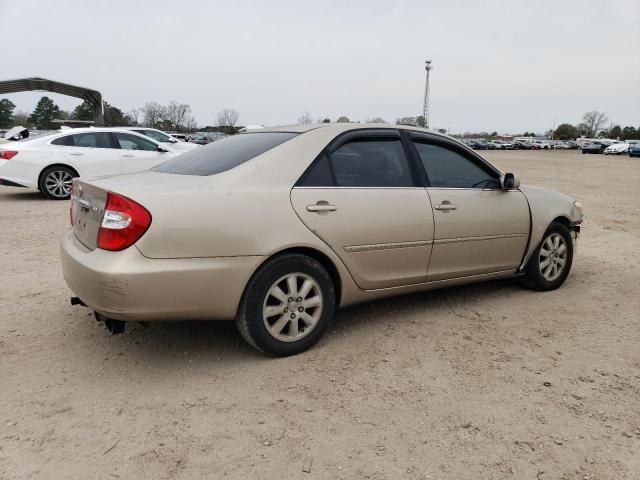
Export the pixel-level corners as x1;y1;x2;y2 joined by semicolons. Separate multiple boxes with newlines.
61;124;583;356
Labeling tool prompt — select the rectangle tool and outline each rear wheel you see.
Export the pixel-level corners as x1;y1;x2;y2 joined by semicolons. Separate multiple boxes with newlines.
39;165;77;200
236;254;336;356
521;222;573;291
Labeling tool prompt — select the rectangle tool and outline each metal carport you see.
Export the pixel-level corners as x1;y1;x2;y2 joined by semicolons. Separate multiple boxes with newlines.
0;77;104;125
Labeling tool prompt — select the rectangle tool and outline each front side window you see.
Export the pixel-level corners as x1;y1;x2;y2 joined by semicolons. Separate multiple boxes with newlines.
115;132;159;151
329;138;413;187
413;141;500;188
51;132;113;149
153;132;298;176
137;129;171;143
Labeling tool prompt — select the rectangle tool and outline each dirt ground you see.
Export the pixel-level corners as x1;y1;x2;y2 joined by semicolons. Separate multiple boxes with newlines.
1;150;639;479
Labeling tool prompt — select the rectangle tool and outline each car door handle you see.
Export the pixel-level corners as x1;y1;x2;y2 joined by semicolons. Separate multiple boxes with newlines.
434;202;457;211
306;202;337;213
122;154;135;158
69;152;84;156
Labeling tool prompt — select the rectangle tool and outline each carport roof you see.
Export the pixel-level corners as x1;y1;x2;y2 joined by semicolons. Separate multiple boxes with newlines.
0;77;104;120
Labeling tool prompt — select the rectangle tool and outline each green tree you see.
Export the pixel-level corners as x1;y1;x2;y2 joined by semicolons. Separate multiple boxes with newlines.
336;116;350;123
416;116;426;127
553;123;578;140
604;124;622;139
29;96;60;129
0;98;16;128
71;100;95;121
321;118;331;123
103;102;129;126
622;126;638;140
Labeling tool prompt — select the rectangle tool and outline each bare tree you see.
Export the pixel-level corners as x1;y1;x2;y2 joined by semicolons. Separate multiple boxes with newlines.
366;117;386;123
165;101;191;132
579;111;608;137
141;102;166;128
127;107;141;126
185;115;198;132
217;108;240;133
297;111;313;124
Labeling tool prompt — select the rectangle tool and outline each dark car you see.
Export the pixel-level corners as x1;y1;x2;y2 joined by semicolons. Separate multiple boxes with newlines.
581;142;607;154
466;140;488;150
628;144;640;158
513;140;532;150
565;141;580;149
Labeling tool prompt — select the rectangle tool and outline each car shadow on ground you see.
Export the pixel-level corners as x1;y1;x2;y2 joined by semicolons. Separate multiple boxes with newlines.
0;189;44;201
79;278;522;366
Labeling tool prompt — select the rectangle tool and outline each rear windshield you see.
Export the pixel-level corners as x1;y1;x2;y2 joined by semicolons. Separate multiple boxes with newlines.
152;132;298;176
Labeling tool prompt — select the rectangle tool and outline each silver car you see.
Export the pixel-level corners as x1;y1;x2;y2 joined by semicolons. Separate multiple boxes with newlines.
61;124;583;356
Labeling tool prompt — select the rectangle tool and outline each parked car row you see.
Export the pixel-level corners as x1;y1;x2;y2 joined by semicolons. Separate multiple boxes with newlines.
583;141;637;156
0;128;190;199
464;139;581;151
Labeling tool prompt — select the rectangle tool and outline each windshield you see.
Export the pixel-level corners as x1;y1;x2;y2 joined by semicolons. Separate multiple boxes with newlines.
153;132;299;176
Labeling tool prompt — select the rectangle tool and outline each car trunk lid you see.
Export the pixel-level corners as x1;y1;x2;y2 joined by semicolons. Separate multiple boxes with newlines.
71;180;108;250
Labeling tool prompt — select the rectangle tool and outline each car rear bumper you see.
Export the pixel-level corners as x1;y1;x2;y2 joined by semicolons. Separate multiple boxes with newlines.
0;160;38;188
60;229;265;322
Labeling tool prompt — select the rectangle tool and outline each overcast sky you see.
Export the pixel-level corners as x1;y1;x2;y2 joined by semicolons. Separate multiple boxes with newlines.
2;0;639;133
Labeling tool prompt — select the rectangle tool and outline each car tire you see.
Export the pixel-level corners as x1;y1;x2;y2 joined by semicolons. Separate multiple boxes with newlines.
236;253;336;356
39;165;77;200
521;221;574;291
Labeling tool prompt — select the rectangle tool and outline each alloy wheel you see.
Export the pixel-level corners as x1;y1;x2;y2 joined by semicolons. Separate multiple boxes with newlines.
44;170;73;199
262;273;323;342
539;233;567;282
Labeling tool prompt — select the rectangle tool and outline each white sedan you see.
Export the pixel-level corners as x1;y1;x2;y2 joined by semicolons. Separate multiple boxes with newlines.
0;128;184;199
603;143;629;155
110;127;200;152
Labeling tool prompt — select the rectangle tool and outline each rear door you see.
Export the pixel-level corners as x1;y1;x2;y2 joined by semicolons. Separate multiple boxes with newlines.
114;132;169;173
290;130;434;290
408;133;530;280
54;132;122;176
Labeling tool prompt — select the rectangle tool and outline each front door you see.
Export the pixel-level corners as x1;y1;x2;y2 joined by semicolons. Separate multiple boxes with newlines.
409;134;530;281
113;132;168;173
291;131;434;290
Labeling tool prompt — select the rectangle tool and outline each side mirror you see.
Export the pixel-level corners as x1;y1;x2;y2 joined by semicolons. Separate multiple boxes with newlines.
502;172;520;190
157;145;169;153
168;137;178;143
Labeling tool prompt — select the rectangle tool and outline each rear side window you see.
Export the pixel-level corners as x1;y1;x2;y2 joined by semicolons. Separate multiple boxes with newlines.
330;139;413;187
153;132;298;176
51;132;113;149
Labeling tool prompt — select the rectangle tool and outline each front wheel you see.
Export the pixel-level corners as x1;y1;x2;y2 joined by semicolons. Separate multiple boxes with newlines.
236;254;336;356
521;222;574;291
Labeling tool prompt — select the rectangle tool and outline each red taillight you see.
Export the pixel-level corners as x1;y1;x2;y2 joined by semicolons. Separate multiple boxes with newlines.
0;151;18;160
97;191;152;251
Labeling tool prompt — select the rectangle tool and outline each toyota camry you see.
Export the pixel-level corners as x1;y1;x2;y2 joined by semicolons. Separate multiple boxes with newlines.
61;123;583;356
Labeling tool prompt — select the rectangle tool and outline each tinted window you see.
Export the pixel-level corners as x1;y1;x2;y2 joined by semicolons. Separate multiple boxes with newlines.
153;132;298;176
137;129;171;142
51;135;75;146
413;141;499;188
52;132;113;148
298;155;334;186
115;133;158;151
329;139;413;187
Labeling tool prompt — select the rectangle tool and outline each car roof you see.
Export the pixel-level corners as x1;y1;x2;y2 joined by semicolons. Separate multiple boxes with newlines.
256;122;452;140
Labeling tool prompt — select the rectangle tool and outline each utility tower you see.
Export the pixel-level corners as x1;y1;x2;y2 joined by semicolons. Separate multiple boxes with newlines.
422;60;433;129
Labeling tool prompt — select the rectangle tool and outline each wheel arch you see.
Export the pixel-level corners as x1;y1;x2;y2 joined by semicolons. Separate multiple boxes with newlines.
37;163;80;187
242;246;343;311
